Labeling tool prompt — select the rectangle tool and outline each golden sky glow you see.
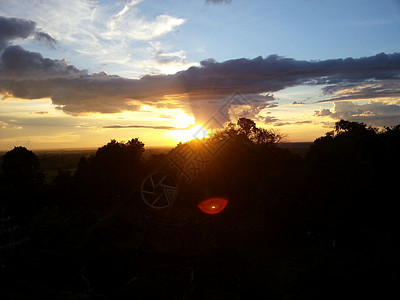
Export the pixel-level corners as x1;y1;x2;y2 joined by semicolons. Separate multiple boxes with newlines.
167;124;208;143
1;2;400;150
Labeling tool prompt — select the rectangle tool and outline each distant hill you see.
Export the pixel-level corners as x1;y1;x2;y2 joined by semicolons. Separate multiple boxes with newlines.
278;142;313;157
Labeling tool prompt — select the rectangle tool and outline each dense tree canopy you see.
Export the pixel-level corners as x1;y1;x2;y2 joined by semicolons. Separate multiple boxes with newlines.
208;117;283;146
73;138;145;206
1;119;399;299
1;146;45;219
172;118;298;223
1;146;43;186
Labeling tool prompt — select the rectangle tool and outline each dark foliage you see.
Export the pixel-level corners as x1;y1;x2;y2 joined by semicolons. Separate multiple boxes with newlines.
1;146;43;186
1;146;45;220
71;138;145;209
1;119;399;299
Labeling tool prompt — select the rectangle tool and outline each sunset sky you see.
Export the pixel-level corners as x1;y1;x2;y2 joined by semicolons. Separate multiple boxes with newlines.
1;0;400;150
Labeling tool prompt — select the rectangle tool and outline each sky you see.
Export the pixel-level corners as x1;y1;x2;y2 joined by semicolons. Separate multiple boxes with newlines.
1;0;400;150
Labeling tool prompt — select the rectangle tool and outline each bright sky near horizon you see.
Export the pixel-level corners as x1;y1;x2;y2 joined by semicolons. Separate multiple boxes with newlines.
1;0;400;150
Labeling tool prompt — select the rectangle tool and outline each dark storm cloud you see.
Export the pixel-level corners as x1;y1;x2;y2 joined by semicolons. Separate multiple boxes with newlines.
1;45;79;76
0;44;173;114
0;16;35;50
0;16;56;50
1;29;400;124
175;53;400;100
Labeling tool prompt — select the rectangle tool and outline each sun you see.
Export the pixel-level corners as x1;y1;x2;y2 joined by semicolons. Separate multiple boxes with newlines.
167;125;208;143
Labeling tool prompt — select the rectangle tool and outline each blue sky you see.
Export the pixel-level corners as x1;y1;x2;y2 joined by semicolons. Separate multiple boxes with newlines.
1;0;400;149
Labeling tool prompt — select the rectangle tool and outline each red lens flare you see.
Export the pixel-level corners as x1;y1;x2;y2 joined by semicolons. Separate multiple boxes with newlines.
198;198;228;215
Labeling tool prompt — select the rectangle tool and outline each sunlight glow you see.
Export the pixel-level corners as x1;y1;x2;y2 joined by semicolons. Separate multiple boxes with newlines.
173;112;196;129
167;124;208;143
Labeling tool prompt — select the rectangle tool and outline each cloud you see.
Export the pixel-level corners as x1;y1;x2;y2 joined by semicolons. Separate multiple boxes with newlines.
102;124;178;130
154;49;189;65
0;16;36;50
105;3;185;41
158;114;175;119
1;2;188;77
141;43;200;74
226;94;277;123
34;31;57;48
274;120;313;127
205;0;232;4
1;23;400;127
176;54;400;98
314;108;332;117
30;111;48;115
188;92;277;126
0;120;9;128
0;16;56;50
318;80;400;103
1;45;80;77
314;101;400;126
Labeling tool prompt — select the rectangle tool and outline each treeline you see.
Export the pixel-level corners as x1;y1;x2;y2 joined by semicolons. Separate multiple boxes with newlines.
0;118;399;298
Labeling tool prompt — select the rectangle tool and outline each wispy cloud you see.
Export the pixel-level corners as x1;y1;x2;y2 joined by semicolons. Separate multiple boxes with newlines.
0;1;189;77
205;0;232;4
318;80;400;103
104;1;185;41
34;31;57;48
102;124;179;130
30;111;48;115
314;101;400;126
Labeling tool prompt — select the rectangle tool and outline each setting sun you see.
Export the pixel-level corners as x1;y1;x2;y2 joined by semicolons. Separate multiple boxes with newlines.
167;125;208;143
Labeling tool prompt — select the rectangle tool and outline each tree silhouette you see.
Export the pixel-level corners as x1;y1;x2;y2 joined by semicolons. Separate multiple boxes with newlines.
93;138;144;179
2;146;43;186
303;119;400;250
227;117;283;145
237;117;256;136
2;119;400;298
173;117;300;235
334;119;369;134
73;138;145;207
1;146;45;220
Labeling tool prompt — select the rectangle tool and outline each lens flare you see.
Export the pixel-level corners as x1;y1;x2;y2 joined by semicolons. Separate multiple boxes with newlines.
198;198;228;215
